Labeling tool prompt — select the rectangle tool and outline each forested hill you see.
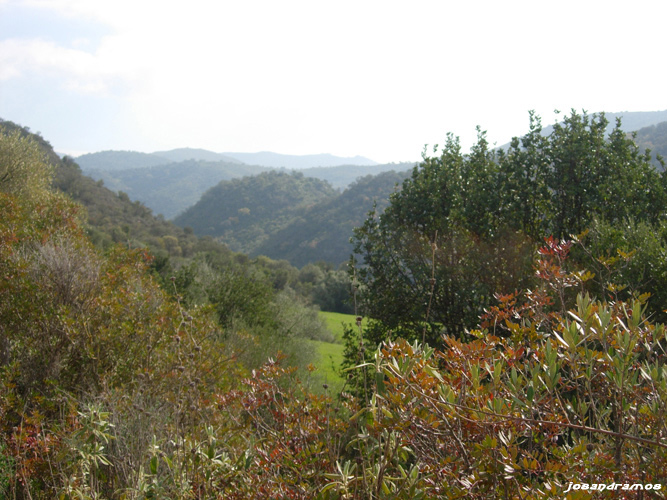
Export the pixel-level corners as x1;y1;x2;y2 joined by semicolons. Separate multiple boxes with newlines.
75;150;174;171
173;171;337;255
171;169;410;266
253;170;408;267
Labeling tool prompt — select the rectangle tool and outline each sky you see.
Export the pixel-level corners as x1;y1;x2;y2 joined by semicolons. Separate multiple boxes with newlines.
1;0;666;163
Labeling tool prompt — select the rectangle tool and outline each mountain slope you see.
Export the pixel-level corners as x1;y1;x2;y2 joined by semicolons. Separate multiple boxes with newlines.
300;162;415;190
75;150;171;171
253;170;409;267
152;147;243;164
173;171;337;254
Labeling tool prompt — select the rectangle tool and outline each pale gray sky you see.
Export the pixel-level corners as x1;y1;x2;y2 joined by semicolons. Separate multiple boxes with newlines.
1;0;666;163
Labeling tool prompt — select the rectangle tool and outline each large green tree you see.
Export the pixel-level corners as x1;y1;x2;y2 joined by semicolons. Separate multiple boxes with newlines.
350;111;667;348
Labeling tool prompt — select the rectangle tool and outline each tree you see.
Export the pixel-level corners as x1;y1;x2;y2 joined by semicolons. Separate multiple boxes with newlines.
0;124;54;201
350;111;667;351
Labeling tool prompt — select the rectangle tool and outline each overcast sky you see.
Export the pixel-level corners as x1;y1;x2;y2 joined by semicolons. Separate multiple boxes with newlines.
1;0;666;163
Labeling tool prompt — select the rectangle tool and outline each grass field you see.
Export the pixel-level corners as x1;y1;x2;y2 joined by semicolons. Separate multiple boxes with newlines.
307;311;366;393
318;311;366;342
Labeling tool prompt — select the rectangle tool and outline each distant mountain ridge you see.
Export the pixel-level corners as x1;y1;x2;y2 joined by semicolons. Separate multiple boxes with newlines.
300;163;414;190
75;148;378;171
80;156;408;219
220;152;378;169
152;148;243;164
86;160;271;219
75;150;171;171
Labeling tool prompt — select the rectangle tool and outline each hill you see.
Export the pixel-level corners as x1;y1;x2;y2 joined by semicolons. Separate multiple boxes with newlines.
84;160;271;219
0;119;225;261
173;171;337;254
75;148;378;172
252;170;408;267
75;150;171;171
82;161;411;219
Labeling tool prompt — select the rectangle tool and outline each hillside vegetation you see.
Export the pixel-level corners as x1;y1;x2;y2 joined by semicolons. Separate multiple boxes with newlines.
2;111;667;498
174;171;337;254
253;170;407;267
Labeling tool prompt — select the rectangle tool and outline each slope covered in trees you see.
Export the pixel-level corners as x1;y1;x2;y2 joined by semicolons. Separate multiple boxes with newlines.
253;170;408;267
173;171;338;254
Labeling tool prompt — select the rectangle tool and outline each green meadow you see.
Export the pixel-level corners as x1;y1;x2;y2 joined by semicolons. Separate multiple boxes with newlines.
308;311;367;393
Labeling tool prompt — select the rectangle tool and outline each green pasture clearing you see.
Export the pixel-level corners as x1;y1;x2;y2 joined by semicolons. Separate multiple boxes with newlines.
304;311;368;393
318;311;367;342
308;339;345;393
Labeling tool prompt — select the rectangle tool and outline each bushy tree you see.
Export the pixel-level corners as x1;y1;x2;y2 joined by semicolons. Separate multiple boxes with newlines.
351;111;667;349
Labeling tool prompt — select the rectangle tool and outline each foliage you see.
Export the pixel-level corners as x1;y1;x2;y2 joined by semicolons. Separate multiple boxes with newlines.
0;124;54;201
572;218;667;325
5;113;667;499
325;238;667;498
0;126;235;497
351;110;667;346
